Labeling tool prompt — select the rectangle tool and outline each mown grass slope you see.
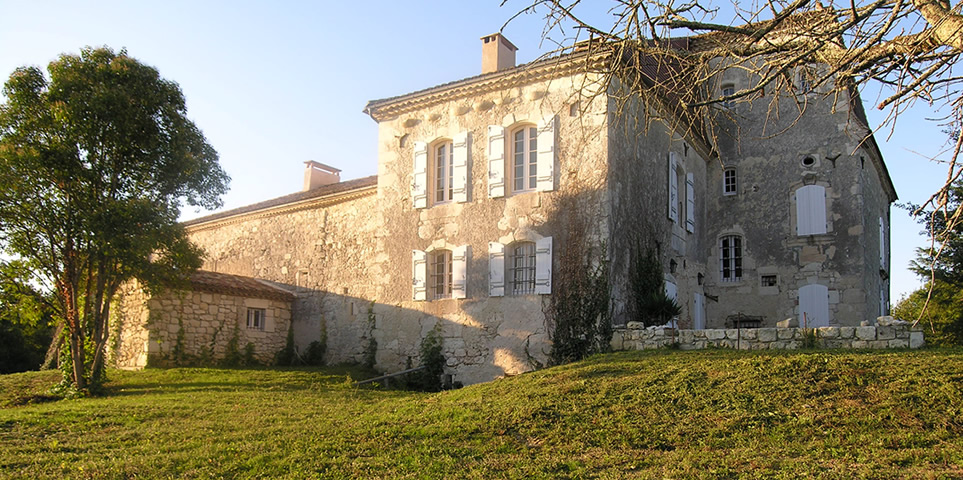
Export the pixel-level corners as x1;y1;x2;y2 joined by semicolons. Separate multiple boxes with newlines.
1;349;961;479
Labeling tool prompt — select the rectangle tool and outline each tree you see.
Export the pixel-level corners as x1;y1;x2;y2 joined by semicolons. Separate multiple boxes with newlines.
514;0;963;259
0;47;229;392
0;260;56;374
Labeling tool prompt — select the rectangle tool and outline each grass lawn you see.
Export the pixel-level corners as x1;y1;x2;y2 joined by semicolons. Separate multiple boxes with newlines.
1;349;962;479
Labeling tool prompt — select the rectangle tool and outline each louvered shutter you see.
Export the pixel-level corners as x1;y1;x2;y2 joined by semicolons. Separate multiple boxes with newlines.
685;173;695;233
536;115;556;192
665;281;678;301
452;245;469;299
488;125;506;198
668;152;679;222
693;293;706;330
878;216;886;267
452;131;470;203
534;237;553;294
489;242;505;297
798;283;830;327
411;141;428;209
412;250;427;301
795;185;827;235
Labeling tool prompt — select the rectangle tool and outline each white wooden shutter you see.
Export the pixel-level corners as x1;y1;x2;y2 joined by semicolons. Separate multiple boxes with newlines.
795;185;827;235
798;283;830;328
452;131;470;203
668;152;679;222
878;216;886;267
534;237;553;294
489;242;505;297
452;245;469;299
411;141;428;209
693;293;706;330
412;250;427;301
487;125;505;198
685;172;695;233
536;115;556;192
665;280;678;301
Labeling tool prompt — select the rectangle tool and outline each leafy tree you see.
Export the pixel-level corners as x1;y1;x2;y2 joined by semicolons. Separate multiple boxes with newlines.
0;47;229;392
0;260;56;373
893;283;963;346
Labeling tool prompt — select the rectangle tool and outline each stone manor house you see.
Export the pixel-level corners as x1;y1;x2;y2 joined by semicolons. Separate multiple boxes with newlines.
112;32;896;385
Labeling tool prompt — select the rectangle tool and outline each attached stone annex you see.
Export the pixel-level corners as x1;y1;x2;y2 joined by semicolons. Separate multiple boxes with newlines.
111;31;907;384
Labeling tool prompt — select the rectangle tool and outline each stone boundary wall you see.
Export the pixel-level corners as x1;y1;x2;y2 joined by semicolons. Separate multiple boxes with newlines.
611;323;925;352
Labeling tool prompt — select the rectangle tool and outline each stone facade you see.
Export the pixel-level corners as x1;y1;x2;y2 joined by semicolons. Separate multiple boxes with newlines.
114;32;898;385
111;272;295;368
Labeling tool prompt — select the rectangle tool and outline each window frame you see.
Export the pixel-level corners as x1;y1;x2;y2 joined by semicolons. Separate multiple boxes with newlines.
246;308;266;331
720;235;743;283
508;241;536;295
723;168;737;196
721;84;735;108
429;249;453;300
432;140;455;205
509;124;538;194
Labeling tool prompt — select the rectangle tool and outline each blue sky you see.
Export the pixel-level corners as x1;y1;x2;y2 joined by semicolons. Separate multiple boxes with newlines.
0;1;949;303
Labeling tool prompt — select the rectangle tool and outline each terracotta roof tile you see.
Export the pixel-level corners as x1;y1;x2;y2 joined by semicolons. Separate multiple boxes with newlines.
188;270;296;302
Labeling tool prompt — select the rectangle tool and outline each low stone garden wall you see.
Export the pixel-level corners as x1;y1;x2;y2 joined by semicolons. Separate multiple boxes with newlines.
611;322;925;352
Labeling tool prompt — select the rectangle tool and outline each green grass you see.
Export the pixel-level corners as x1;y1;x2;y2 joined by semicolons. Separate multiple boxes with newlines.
1;350;962;479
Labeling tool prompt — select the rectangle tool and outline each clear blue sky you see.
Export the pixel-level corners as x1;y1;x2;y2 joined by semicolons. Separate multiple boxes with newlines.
0;1;949;304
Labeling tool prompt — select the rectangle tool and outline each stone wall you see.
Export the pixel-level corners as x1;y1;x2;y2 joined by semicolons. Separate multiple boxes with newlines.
611;323;924;351
111;282;151;369
112;285;292;367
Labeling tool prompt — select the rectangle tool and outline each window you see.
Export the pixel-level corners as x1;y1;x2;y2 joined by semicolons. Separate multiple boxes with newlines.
721;84;735;108
487;117;555;198
430;249;452;300
795;185;827;235
433;141;454;204
246;308;266;331
509;242;536;295
720;235;743;282
723;168;737;195
412;132;470;208
761;275;777;287
489;237;552;296
511;125;538;193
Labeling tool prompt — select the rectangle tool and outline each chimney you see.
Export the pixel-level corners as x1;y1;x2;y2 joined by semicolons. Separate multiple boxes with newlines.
303;161;341;191
481;33;518;74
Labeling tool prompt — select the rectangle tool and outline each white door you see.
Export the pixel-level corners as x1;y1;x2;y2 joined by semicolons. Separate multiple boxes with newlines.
798;284;830;328
693;292;706;330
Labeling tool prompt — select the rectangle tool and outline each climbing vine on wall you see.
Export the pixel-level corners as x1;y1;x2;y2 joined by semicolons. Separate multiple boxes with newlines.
544;187;613;365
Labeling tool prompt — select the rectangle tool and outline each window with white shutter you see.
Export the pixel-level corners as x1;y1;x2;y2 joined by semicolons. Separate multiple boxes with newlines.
878;216;886;268
451;245;469;299
489;242;505;297
534;237;553;294
432;140;454;205
412;249;427;301
668;152;679;222
686;173;695;233
693;293;706;330
412;142;429;209
536;115;556;192
451;132;470;203
487;125;506;198
795;185;827;235
508;242;536;295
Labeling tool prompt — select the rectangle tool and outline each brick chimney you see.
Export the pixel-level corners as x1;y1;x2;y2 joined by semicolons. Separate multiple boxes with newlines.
481;33;517;74
303;161;341;191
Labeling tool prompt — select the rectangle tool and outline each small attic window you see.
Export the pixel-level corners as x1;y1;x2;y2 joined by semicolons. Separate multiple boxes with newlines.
569;102;580;117
802;156;816;168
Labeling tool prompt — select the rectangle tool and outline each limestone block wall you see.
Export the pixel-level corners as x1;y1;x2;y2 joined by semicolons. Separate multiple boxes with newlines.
111;283;151;369
611;323;924;351
112;286;292;367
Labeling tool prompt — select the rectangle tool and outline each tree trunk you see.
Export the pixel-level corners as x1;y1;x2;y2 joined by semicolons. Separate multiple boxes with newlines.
41;323;64;370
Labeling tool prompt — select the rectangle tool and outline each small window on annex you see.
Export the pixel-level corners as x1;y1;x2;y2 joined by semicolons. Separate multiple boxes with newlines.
433;140;454;204
246;308;266;331
509;242;536;295
723;168;737;195
720;235;743;282
760;275;777;287
511;125;538;193
430;249;453;300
